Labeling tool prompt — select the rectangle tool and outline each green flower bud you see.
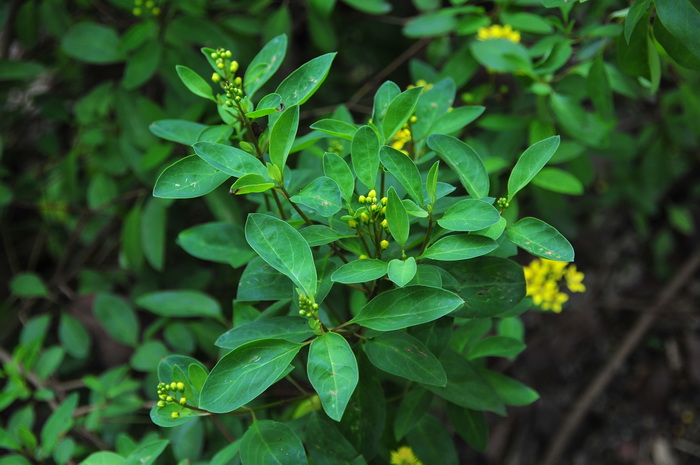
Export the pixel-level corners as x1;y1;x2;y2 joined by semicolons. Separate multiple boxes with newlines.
171;411;180;419
151;7;160;15
170;382;177;390
157;401;166;408
177;382;185;391
179;397;187;405
166;396;173;402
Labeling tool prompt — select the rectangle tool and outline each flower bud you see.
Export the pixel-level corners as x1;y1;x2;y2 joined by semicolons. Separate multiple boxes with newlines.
170;382;177;390
381;219;388;228
166;396;173;402
234;76;242;86
226;50;233;58
230;61;239;73
312;303;319;310
380;240;389;250
359;254;368;259
171;411;180;419
132;7;142;15
176;382;185;391
211;52;218;59
358;195;366;204
157;401;166;408
371;204;378;211
381;197;387;205
211;73;221;83
410;115;418;123
151;7;160;15
217;62;224;69
360;212;369;223
380;206;386;215
145;0;154;7
179;397;187;405
368;189;377;199
348;219;358;228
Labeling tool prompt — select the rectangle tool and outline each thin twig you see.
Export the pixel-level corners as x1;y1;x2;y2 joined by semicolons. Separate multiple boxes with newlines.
541;247;700;465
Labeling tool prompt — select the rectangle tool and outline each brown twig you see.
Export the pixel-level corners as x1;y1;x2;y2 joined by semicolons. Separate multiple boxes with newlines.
541;247;700;465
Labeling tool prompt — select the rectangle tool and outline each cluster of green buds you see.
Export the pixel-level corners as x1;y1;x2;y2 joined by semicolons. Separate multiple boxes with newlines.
497;197;510;210
209;49;241;107
223;78;244;107
349;189;391;257
156;381;187;418
298;295;319;319
132;0;160;16
326;140;345;155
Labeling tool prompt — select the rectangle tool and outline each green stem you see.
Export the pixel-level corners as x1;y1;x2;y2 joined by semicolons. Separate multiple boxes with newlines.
418;213;434;256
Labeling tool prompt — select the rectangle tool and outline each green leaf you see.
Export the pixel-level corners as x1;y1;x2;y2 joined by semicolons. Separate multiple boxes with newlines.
352;286;463;331
192;142;268;178
10;273;48;298
200;339;303;413
177;222;255;267
655;0;700;64
482;370;539;406
305;414;359;463
408;414;458;465
240;420;308;465
130;341;168;372
467;336;526;360
78;452;126;465
121;204;143;272
472;216;507;240
532;167;583;195
141;198;167;271
371;81;401;130
379;146;423;205
245;213;318;298
122;40;161;89
341;0;392;14
500;11;553;33
269;105;299;171
37;393;78;459
323;152;354;202
430;106;485;134
299;225;353;247
394;388;432;440
149;120;208;145
216;316;313;350
587;54;614;121
149;403;207;428
275;53;336;107
470;39;531;73
246;93;283;119
136;290;221;318
653;15;700;69
290;177;342;217
447;407;488;452
230;174;275;195
403;11;459;38
176;65;215;102
331;259;388;284
403;199;428;217
382;87;423;142
61;22;124;64
387;257;417;287
507;136;560;202
310;119;358;140
351;125;380;190
125;439;169;465
238;257;294;301
426;161;439;206
58;314;91;359
450;257;526;318
419;235;497;261
506;217;574;261
153;155;230;199
308;332;359;421
438;199;500;232
365;331;446;386
427;134;489;199
93;293;139;347
245;34;288;99
0;60;44;81
422;350;505;415
386;187;410;247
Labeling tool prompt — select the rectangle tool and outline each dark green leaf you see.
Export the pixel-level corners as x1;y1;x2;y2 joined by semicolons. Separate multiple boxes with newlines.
136;290;221;319
310;119;358;141
176;65;215;102
193;142;268;178
507;136;561;202
58;314;91;359
153;155;230;199
386;187;409;247
532;167;583;195
394;388;432;440
37;394;78;459
427;134;489;198
299;225;353;247
246;93;283;119
308;332;358;421
331;259;388;284
93;294;139;347
481;370;539;406
430;106;485;135
141;198;167;271
323;152;355;202
470;39;531;73
371;81;401;130
351;125;380;190
467;336;526;360
290;176;342;217
380;146;423;205
419;234;497;261
438;199;500;232
177;222;255;267
125;439;169;465
506;217;574;261
10;273;48;298
275;53;336;107
447;407;488;452
150;120;208;145
426;161;439;206
408;414;458;465
387;257;417;287
216;317;314;350
245;34;287;98
238;257;294;301
269;105;299;170
625;0;651;43
365;331;446;386
382;87;423;142
61;22;124;64
230;174;275;195
655;0;700;64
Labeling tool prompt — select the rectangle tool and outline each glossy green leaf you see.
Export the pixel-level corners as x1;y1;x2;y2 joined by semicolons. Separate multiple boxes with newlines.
124;439;169;465
240;420;308;465
61;22;124;64
230;174;275;194
426;161;439;206
275;53;336;107
655;0;700;64
427;134;489;199
200;339;303;413
403;199;428;217
246;93;283;119
299;225;353;247
308;332;358;421
93;294;139;347
244;34;287;98
467;336;526;360
149;120;208;145
430;106;484;134
532;167;583;195
394;388;433;440
371;81;401;130
216;317;314;350
365;331;446;386
177;222;255;267
653;14;700;69
382;86;423;142
310;119;357;141
387;257;417;287
422;350;505;415
323;152;354;202
245;213;317;297
380;146;423;205
149;403;207;428
408;414;458;465
386;187;409;246
472;216;507;240
290;176;342;217
269;105;299;171
176;65;215;102
37;393;78;459
153;155;229;199
419;235;497;261
238;257;294;301
353;286;463;331
193;142;268;178
136;290;221;318
482;370;539;406
470;39;531;73
438;199;500;232
506;217;574;261
78;452;126;465
450;257;526;318
351;125;380;190
506;135;560;202
448;407;488;452
331;259;388;284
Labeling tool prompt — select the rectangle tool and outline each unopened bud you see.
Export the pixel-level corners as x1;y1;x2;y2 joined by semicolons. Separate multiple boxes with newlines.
171;411;180;419
212;73;221;83
380;240;389;250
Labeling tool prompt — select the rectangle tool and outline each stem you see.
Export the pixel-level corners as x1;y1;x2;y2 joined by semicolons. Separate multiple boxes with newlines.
418;213;434;256
278;186;313;225
271;190;287;220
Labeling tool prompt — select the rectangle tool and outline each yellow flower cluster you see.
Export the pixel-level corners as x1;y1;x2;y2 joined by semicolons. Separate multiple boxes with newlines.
350;190;391;258
407;79;434;92
477;24;521;43
390;446;423;465
391;128;412;152
524;258;585;313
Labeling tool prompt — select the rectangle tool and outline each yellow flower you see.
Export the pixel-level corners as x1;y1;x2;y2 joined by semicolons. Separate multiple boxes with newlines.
390;446;423;465
523;258;585;313
391;128;412;151
477;24;521;43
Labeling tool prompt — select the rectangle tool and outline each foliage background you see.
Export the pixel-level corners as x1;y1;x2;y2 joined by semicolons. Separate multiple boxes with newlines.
1;0;699;464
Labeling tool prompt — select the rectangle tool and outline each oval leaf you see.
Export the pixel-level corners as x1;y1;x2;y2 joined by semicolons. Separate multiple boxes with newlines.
419;235;497;261
153;155;230;199
136;290;221;318
427;134;489;199
365;331;446;386
351;125;380;190
380;146;424;205
192;142;268;178
386;187;409;247
176;65;215;102
505;217;574;261
289;176;342;217
240;420;308;465
275;53;336;107
215;317;314;350
507;135;561;202
269;104;299;171
331;259;388;284
244;34;287;98
438;199;500;232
